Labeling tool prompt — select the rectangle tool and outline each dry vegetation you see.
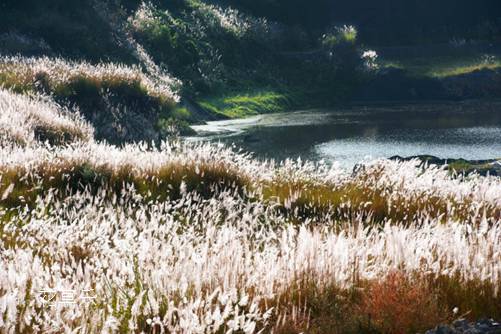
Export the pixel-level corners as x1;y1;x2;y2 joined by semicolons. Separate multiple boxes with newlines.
0;89;93;146
0;46;500;334
0;56;181;143
0;56;178;102
0;131;500;333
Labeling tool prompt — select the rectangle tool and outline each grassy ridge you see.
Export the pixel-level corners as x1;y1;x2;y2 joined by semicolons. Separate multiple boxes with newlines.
1;143;499;226
0;89;94;146
0;57;179;143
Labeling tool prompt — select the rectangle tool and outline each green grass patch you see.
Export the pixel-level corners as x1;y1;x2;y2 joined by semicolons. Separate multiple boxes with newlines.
197;89;299;118
427;59;501;78
381;55;501;78
448;159;500;176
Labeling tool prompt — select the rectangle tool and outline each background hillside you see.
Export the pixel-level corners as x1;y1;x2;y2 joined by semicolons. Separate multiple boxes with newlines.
226;0;501;45
0;0;367;140
0;0;500;143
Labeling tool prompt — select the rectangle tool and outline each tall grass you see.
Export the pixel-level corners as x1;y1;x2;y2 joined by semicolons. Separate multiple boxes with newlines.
322;25;358;49
127;0;283;94
0;138;500;333
0;56;183;143
0;56;178;103
0;89;93;146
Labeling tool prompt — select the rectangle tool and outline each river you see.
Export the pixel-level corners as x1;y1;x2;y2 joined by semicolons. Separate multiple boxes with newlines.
188;100;501;169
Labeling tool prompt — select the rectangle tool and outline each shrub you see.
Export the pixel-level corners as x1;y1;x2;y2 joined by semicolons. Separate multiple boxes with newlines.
128;1;278;94
358;272;448;334
322;25;358;49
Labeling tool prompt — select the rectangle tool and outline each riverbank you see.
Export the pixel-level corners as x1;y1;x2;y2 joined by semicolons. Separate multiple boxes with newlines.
184;66;501;126
185;84;342;122
195;89;298;119
352;67;501;102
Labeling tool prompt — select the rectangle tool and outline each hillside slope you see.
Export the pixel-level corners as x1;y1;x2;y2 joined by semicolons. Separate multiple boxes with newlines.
0;0;366;143
3;1;497;144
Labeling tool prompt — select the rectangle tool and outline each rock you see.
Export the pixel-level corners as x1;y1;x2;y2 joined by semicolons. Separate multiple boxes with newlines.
426;319;501;334
436;325;458;334
389;155;501;177
454;319;470;330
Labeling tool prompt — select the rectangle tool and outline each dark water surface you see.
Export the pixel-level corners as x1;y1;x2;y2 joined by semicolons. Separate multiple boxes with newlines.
189;101;501;169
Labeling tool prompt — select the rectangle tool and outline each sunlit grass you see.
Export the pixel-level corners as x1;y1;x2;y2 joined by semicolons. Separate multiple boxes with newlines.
2;142;499;226
198;90;295;118
381;55;501;78
0;89;93;146
429;60;501;78
1;80;501;333
0;56;185;142
0;139;500;332
0;56;178;104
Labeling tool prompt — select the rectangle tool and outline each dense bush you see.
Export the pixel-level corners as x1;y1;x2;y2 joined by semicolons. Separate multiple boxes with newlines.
129;1;279;94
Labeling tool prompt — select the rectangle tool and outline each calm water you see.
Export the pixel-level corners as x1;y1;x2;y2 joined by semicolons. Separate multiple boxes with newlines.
189;101;501;169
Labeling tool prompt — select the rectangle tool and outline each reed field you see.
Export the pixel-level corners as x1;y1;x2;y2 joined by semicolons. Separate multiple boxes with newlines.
1;88;500;333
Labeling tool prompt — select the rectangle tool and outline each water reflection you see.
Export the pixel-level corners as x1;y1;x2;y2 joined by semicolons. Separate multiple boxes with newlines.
189;101;501;169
